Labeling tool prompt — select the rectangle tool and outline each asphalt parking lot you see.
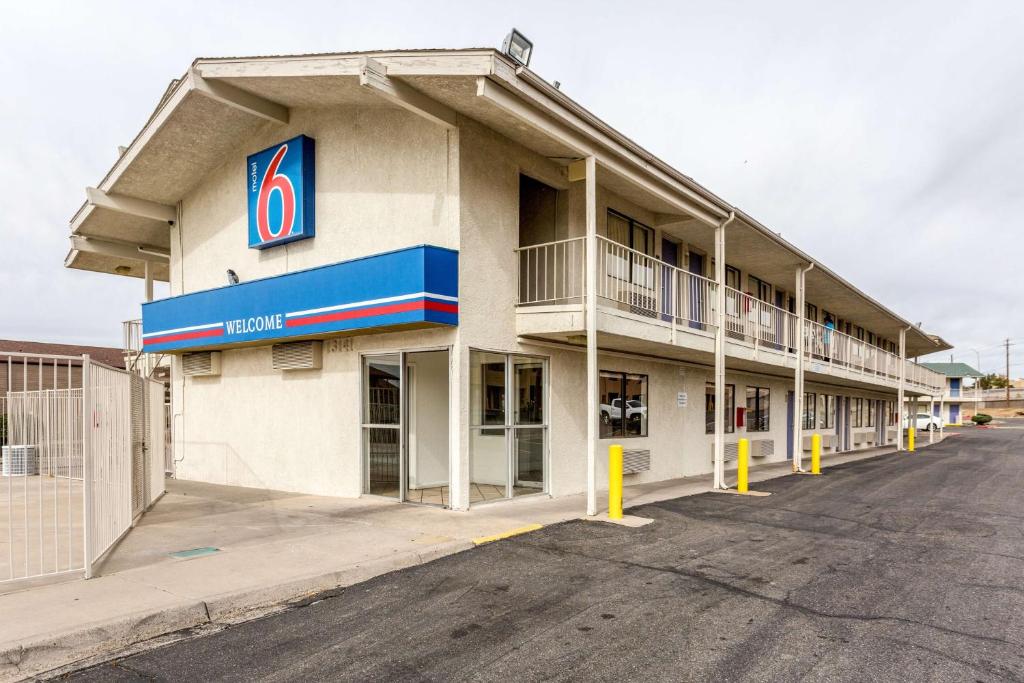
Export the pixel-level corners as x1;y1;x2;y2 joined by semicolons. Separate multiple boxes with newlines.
63;424;1024;682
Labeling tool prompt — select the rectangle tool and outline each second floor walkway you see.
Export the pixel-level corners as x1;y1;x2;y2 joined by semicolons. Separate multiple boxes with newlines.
516;236;945;395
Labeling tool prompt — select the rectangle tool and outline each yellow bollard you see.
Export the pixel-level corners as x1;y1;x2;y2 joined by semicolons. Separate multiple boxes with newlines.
609;445;623;519
737;438;749;493
908;427;915;452
811;433;821;475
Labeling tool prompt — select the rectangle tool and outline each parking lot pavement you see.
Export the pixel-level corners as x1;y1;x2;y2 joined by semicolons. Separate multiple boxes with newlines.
65;424;1024;682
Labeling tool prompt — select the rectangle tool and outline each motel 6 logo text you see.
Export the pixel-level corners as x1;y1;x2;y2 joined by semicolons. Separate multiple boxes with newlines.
247;135;316;249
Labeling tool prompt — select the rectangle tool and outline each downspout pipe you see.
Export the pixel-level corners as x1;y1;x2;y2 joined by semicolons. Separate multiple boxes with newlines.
713;210;736;490
793;261;814;470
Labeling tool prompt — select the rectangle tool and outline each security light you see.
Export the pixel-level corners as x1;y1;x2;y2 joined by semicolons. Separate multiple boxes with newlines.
227;269;239;285
502;28;533;67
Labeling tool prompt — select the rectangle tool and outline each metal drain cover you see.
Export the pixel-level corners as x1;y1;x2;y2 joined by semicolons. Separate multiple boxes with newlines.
168;546;220;559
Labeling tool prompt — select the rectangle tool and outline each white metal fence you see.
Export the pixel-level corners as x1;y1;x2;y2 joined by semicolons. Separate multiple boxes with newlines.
1;352;166;584
84;362;133;570
3;388;85;580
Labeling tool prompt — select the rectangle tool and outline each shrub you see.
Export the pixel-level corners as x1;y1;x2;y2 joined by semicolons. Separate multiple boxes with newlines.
972;414;993;425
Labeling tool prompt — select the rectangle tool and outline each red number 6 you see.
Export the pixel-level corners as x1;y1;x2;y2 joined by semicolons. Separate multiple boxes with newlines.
256;144;296;241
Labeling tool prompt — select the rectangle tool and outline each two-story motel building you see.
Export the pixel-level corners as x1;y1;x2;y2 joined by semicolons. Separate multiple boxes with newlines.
63;46;949;512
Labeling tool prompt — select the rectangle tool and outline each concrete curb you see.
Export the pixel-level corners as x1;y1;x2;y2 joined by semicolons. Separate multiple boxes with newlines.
2;539;474;682
0;600;210;683
204;539;474;623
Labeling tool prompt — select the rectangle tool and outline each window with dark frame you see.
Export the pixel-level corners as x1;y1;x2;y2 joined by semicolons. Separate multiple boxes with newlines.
746;386;770;432
599;370;648;438
818;394;835;429
750;275;771;303
866;398;875;427
852;397;863;427
803;392;816;430
725;265;741;290
705;383;736;434
605;209;653;255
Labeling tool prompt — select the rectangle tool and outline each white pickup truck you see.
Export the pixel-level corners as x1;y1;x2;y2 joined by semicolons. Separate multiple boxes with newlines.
600;398;647;425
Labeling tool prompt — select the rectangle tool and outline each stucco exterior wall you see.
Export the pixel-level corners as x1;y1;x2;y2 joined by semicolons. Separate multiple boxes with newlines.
171;105;458;496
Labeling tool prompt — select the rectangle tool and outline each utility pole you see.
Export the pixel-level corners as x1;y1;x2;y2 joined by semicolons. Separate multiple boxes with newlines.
1006;338;1012;402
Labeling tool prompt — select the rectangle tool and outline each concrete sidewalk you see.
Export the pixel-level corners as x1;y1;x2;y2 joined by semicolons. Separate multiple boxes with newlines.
0;441;940;681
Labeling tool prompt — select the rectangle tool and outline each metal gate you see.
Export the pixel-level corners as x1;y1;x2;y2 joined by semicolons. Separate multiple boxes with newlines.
1;351;166;584
130;374;146;518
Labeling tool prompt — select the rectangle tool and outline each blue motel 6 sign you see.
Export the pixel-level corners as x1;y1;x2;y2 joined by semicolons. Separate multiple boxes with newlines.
247;135;315;249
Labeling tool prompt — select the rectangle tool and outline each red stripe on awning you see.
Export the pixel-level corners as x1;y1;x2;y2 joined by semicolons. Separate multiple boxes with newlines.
144;327;224;346
286;299;458;328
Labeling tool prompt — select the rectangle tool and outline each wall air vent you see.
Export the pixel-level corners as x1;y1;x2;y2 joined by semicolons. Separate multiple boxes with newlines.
182;351;221;377
803;434;836;451
711;442;741;462
753;438;774;458
622;449;651;474
272;341;322;371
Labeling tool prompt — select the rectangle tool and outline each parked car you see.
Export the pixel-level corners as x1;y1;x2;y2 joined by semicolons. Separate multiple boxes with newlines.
600;398;647;425
902;413;943;431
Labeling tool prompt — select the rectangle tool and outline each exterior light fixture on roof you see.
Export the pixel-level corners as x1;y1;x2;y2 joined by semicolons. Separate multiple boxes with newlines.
502;28;533;67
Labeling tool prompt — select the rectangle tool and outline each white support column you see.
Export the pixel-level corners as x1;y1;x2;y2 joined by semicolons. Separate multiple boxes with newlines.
939;395;945;437
897;327;907;451
585;155;599;516
712;212;733;489
793;265;806;470
929;395;936;443
144;261;154;303
448;342;467;511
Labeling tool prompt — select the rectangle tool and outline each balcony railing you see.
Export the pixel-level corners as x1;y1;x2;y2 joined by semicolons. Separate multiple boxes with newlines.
515;237;947;394
805;320;901;380
516;236;718;330
595;236;718;329
516;237;586;305
905;361;946;394
724;286;798;349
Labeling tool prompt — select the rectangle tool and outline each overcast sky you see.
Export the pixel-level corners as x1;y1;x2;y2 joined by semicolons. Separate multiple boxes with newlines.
1;1;1022;373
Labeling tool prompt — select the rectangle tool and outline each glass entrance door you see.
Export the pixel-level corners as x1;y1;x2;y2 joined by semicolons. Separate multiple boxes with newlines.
469;351;548;503
513;357;545;491
404;350;450;505
362;351;450;505
362;355;402;498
